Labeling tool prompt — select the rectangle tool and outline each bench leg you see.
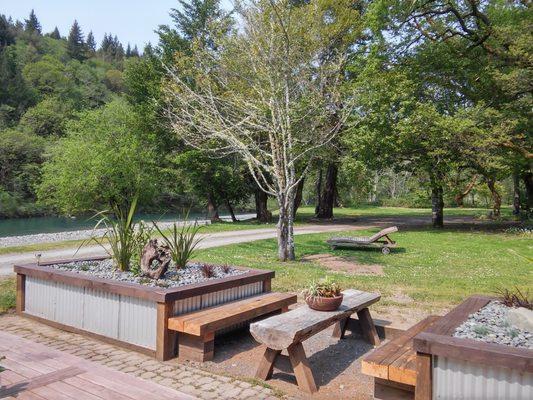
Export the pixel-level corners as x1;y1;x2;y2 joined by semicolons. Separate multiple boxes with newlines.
357;307;380;347
332;317;349;339
288;342;317;393
178;332;214;362
255;346;281;381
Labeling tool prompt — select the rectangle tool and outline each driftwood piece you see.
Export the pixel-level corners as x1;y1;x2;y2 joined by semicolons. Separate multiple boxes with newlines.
140;239;172;280
250;289;380;350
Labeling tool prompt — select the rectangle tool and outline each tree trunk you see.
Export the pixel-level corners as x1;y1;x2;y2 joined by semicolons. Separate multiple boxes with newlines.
512;173;521;215
523;171;533;215
486;178;501;218
277;193;296;261
292;178;305;219
254;188;271;223
454;174;477;207
431;185;444;228
315;169;322;215
207;192;220;222
225;199;238;222
315;163;337;219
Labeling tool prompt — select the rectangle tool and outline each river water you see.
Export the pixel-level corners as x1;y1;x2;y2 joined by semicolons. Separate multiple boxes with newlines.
0;211;216;238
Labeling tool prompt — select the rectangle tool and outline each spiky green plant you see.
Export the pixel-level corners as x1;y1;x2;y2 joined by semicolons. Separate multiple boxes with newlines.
153;214;204;269
81;196;139;271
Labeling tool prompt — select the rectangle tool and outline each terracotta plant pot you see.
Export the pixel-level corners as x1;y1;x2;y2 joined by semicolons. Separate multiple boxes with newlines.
305;294;344;311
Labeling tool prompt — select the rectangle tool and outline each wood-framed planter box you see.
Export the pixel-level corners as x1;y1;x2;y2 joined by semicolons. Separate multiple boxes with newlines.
413;295;533;400
14;256;274;361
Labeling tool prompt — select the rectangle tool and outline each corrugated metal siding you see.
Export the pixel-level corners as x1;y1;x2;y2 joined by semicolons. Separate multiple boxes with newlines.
25;276;57;320
24;276;157;350
24;277;266;351
83;287;120;338
118;295;156;348
433;355;533;399
55;282;84;327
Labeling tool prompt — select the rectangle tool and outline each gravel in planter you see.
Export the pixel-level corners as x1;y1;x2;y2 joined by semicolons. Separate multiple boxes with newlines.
453;301;532;349
48;259;247;288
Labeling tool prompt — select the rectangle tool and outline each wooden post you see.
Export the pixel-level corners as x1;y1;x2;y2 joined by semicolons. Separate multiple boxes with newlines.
287;342;317;393
255;346;281;380
332;317;349;339
156;302;176;361
357;307;380;346
415;352;432;400
263;278;272;293
178;332;215;362
16;273;26;314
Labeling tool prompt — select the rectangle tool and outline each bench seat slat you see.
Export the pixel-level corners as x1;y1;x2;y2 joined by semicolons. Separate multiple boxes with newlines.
168;292;297;336
361;315;439;386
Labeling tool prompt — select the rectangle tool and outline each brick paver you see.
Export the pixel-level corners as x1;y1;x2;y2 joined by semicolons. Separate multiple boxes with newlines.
0;314;282;400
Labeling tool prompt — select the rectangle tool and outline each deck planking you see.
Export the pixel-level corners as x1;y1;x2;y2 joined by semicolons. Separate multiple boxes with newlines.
0;331;196;400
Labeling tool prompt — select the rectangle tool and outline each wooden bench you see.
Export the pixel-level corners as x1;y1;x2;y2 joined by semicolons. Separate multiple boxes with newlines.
168;292;296;362
362;316;440;399
250;289;381;393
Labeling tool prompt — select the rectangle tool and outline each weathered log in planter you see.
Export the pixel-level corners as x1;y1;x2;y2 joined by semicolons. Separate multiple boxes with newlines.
14;256;274;361
413;295;533;400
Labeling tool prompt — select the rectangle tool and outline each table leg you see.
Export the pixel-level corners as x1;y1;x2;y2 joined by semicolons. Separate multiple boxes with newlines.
332;317;349;339
256;346;281;381
357;307;380;346
288;342;317;393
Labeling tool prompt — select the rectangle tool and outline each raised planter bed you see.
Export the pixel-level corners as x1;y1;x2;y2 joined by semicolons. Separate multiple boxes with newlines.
413;295;533;399
14;256;274;361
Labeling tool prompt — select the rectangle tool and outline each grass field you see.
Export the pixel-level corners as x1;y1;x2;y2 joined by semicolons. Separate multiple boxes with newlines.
193;227;532;314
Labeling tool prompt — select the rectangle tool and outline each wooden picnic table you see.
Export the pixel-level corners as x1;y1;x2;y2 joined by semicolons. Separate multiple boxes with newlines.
250;289;381;393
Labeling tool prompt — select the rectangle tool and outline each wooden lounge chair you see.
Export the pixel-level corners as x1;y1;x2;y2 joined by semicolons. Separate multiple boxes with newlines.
327;226;398;254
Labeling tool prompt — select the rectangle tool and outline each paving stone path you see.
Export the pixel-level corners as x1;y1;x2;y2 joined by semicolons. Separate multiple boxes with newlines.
0;314;282;400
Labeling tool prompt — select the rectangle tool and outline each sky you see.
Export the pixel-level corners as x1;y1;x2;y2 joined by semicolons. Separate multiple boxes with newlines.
2;1;232;50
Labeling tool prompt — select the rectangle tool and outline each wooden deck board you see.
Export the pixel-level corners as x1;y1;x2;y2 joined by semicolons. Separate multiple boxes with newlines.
0;331;196;400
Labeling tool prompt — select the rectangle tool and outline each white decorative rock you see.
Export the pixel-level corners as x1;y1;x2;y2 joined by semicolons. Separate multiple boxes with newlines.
508;307;533;332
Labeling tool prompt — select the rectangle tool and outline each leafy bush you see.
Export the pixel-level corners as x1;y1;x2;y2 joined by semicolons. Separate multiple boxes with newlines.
153;215;203;269
304;277;342;298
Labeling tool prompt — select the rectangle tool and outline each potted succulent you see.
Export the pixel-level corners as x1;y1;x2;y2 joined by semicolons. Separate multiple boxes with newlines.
304;277;343;311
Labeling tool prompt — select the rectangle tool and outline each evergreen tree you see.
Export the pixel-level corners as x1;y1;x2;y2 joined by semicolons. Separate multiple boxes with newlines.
86;31;96;53
0;15;15;50
126;43;131;57
25;9;41;34
67;20;86;61
50;27;61;39
131;45;140;57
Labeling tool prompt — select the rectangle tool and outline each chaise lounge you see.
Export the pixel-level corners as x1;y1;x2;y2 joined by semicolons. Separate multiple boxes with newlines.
327;226;399;254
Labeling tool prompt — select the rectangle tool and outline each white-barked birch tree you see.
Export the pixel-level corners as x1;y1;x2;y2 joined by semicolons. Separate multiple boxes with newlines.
164;0;359;261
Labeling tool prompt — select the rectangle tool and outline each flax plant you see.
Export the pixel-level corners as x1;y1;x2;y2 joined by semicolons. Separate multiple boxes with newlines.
153;214;204;269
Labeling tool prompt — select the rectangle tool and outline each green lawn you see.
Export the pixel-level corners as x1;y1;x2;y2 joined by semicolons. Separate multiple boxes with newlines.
0;278;15;314
295;205;514;220
193;227;532;314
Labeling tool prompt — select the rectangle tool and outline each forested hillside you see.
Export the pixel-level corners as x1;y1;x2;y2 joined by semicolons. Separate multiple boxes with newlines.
0;10;139;217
